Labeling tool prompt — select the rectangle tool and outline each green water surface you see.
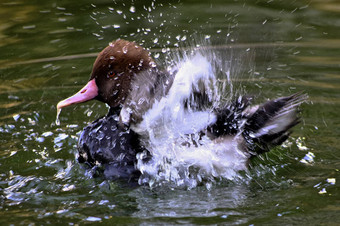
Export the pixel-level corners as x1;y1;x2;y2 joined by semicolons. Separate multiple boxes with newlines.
0;0;339;225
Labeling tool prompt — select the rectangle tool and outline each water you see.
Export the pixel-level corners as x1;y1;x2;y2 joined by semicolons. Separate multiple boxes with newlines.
135;52;255;188
1;0;339;224
55;108;61;126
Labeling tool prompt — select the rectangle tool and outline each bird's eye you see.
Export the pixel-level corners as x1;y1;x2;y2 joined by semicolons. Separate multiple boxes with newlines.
108;71;115;78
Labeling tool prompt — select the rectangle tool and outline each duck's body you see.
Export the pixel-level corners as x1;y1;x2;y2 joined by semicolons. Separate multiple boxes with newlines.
77;108;146;181
57;40;306;184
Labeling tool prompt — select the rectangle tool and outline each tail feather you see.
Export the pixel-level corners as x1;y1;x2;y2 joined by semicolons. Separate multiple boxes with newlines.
242;92;307;155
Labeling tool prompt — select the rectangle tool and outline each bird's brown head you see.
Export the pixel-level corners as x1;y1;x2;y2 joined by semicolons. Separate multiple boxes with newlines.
57;39;154;110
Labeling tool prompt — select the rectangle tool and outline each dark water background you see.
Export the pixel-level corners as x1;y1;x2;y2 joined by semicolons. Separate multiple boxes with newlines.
0;0;339;224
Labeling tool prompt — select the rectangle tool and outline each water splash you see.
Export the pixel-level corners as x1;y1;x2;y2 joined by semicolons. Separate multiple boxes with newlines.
135;47;254;188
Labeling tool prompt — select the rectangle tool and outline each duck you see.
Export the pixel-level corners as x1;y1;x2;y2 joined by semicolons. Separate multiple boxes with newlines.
57;39;306;184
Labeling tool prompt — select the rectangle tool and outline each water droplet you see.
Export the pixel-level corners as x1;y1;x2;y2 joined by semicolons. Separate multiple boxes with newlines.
150;61;157;68
122;46;128;54
138;98;145;105
13;114;20;121
300;151;315;164
99;200;109;205
129;6;135;13
55;108;61;126
36;137;45;143
23;25;36;29
86;110;93;117
327;178;336;185
318;188;327;194
42;131;53;137
8;95;19;100
62;184;75;192
86;217;102;222
56;209;68;215
97;131;105;141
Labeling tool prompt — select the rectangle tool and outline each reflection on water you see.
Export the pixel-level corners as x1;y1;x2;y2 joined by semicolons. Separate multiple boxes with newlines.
0;0;339;224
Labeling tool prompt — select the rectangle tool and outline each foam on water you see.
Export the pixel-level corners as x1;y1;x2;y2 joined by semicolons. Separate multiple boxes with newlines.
135;51;250;188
